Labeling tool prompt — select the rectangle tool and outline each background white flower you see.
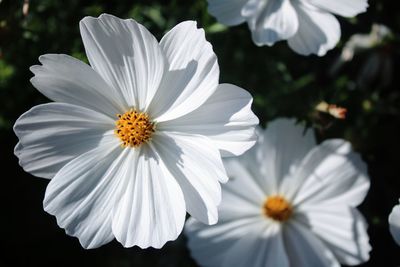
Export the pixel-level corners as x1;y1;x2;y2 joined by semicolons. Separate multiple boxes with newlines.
185;118;371;267
13;14;258;249
389;200;400;245
207;0;368;56
330;24;394;89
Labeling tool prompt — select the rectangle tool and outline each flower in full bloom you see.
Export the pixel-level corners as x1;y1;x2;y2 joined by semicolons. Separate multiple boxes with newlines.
207;0;368;56
389;200;400;245
13;14;259;249
185;118;371;267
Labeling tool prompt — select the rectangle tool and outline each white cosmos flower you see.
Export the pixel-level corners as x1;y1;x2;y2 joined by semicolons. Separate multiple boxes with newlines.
13;14;259;249
389;200;400;245
185;118;371;267
208;0;368;56
330;24;393;89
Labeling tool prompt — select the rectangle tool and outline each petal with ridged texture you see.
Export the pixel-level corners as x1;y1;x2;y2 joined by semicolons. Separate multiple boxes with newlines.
157;83;258;157
14;103;114;179
296;205;370;265
288;2;340;56
222;223;289;267
290;139;370;207
305;0;368;17
259;118;316;195
283;222;340;267
185;217;268;267
149;21;219;122
153;132;227;225
111;145;186;248
220;158;266;219
30;54;126;116
248;0;299;46
43;136;122;249
80;14;165;110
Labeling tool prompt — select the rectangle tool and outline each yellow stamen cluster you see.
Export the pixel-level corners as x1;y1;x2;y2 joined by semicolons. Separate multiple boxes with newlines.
115;109;155;148
263;195;293;222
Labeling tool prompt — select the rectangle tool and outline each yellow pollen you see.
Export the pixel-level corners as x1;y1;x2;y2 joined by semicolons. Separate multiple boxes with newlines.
263;195;293;222
115;109;155;148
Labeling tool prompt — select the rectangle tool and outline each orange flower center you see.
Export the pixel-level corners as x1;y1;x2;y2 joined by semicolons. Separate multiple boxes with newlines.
263;195;293;222
115;109;155;148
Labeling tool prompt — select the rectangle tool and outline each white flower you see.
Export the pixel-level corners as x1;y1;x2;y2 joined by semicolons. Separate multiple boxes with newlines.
330;24;393;89
13;14;259;249
207;0;368;56
389;200;400;245
185;118;371;267
338;24;392;62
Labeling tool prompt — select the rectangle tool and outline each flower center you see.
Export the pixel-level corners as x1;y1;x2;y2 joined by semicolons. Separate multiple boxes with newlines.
263;195;293;222
115;109;155;148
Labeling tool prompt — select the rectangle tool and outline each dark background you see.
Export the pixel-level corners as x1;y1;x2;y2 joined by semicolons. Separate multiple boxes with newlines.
1;0;399;266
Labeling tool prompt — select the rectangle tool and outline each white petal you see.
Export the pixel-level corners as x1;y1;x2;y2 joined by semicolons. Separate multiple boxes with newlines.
14;103;114;179
30;54;126;116
222;222;289;267
149;21;219;122
111;145;186;248
283;221;340;267
241;0;264;18
207;0;248;26
185;217;269;267
80;14;165;111
231;128;275;196
290;139;370;207
258;118;316;195
296;205;370;265
43;137;122;249
220;158;266;220
305;0;368;17
157;83;258;157
153;132;227;225
248;0;299;46
389;201;400;246
288;3;340;56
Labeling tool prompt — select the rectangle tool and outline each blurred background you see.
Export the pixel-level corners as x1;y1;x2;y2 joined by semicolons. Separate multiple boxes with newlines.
0;0;399;266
